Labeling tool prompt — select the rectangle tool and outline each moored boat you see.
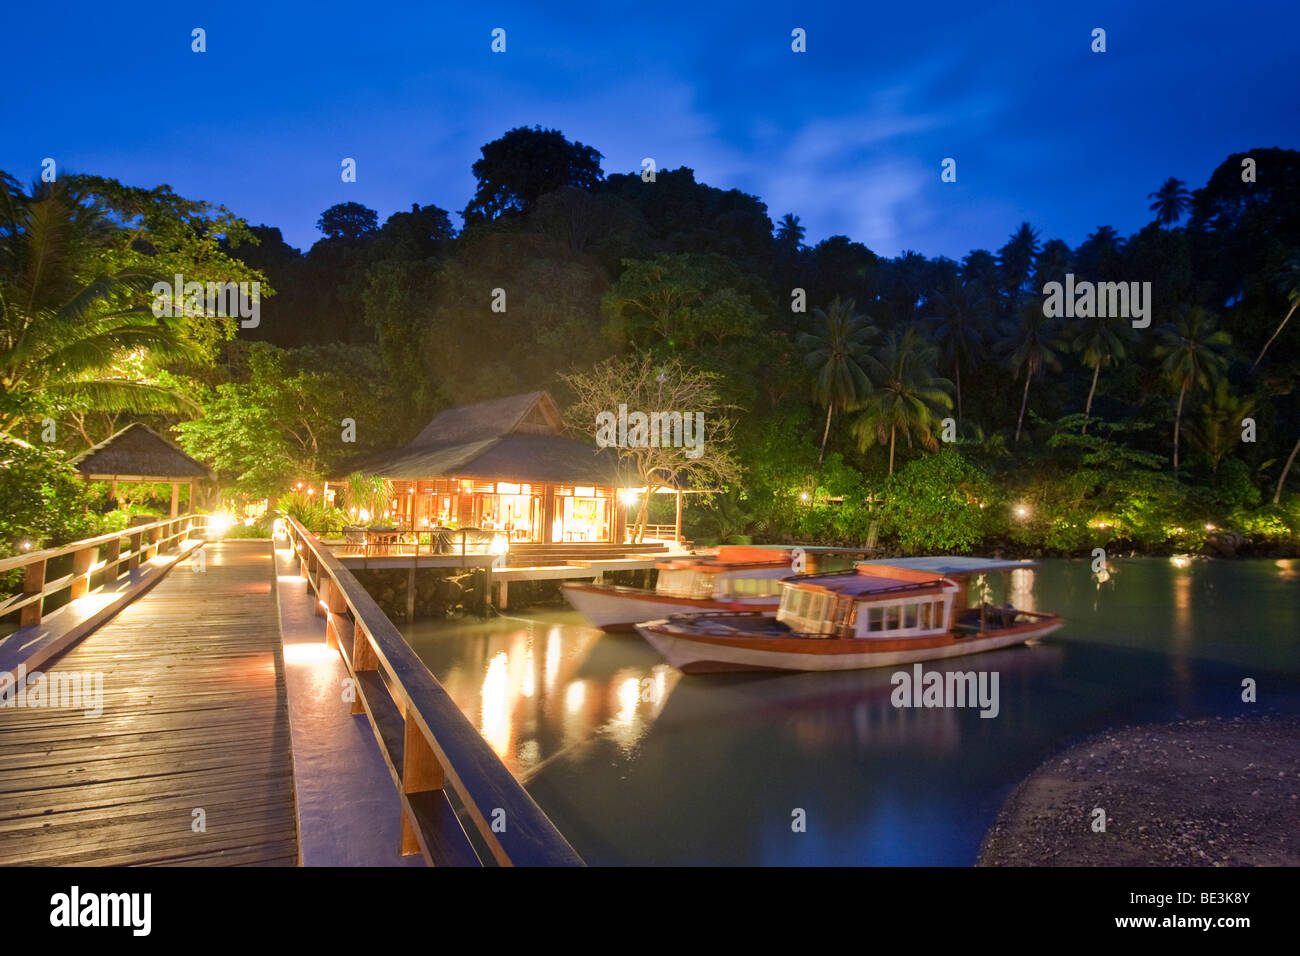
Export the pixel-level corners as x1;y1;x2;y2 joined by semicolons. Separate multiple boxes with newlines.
562;546;802;631
635;557;1064;673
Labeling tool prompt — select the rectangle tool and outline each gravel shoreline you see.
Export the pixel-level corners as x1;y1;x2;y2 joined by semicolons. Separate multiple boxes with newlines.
978;715;1300;866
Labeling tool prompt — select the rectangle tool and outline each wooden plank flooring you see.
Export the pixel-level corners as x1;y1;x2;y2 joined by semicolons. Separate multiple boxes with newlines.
0;542;299;866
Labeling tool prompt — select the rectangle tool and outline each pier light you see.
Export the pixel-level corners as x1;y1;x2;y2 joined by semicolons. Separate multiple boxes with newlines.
619;489;640;506
490;533;509;555
358;508;371;522
1015;505;1029;519
1170;555;1192;569
18;538;33;552
208;513;232;535
1205;523;1216;531
800;492;810;502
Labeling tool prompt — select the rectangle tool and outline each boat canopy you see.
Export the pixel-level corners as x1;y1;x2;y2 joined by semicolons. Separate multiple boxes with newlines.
857;556;1037;576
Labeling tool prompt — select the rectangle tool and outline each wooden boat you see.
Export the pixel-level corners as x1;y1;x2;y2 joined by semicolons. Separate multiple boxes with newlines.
634;557;1064;673
562;546;802;632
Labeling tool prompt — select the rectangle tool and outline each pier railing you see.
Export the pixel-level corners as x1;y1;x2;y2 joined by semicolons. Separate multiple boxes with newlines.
0;514;203;627
282;515;583;867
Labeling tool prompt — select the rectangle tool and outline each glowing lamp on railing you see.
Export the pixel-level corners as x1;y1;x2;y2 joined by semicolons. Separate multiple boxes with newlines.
208;513;232;535
619;489;640;506
490;533;509;555
358;508;371;523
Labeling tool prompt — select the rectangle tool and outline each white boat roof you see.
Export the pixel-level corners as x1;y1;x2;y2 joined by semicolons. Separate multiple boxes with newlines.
857;556;1037;575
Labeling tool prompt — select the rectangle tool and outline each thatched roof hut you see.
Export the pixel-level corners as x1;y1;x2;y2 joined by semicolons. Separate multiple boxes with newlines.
72;423;212;515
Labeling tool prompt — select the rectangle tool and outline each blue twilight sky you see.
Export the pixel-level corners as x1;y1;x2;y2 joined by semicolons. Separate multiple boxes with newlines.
3;1;1297;260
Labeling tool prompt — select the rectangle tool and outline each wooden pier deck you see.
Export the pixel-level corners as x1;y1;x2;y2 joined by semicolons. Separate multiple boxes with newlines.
0;541;298;866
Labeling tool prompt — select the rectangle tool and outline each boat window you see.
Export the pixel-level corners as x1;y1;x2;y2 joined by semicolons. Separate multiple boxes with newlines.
933;600;946;628
904;604;918;629
656;570;682;595
785;590;806;621
883;606;901;630
918;602;931;630
867;606;884;632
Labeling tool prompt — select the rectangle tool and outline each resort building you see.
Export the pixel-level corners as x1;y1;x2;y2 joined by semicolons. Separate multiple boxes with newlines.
329;391;635;544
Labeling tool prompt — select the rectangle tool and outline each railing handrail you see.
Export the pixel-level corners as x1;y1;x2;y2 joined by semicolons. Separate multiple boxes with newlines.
1;514;200;629
0;512;207;573
283;515;582;866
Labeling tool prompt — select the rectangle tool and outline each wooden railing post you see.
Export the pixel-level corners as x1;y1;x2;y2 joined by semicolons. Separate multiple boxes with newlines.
104;537;122;584
324;577;351;650
128;531;142;571
351;626;379;715
69;546;94;600
314;571;328;617
400;718;445;856
19;558;46;627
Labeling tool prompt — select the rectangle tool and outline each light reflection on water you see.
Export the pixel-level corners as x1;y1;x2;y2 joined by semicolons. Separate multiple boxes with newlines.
402;558;1300;865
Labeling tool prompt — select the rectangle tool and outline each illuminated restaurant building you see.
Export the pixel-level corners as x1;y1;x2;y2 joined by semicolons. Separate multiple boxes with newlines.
330;391;627;543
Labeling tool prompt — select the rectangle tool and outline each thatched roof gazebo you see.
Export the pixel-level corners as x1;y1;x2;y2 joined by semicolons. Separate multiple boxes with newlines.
71;423;212;516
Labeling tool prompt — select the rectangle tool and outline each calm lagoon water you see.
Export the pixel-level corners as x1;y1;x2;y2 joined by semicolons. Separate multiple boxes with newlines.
401;558;1300;865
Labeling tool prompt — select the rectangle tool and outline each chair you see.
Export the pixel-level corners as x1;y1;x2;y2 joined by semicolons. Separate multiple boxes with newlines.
343;526;367;555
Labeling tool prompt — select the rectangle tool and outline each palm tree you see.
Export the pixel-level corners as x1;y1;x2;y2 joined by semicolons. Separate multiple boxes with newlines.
1251;253;1300;369
776;213;805;252
927;278;987;425
850;328;953;475
1005;298;1065;444
797;297;877;466
1032;238;1073;291
1189;380;1257;473
997;222;1041;299
1072;311;1127;433
1148;177;1192;227
1074;225;1124;279
0;177;197;434
1153;305;1232;473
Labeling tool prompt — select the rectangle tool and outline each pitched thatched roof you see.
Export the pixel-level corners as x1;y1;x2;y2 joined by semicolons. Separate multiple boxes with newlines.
335;391;620;485
71;423;212;480
407;391;564;447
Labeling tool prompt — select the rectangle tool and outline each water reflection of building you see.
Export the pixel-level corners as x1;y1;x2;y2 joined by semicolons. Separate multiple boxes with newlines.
429;620;681;777
1009;568;1036;612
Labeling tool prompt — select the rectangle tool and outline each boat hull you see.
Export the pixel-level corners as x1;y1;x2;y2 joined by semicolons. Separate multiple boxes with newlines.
562;582;777;632
635;618;1065;673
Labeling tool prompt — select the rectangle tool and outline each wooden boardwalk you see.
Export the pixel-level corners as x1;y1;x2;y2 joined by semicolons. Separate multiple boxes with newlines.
0;542;299;866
